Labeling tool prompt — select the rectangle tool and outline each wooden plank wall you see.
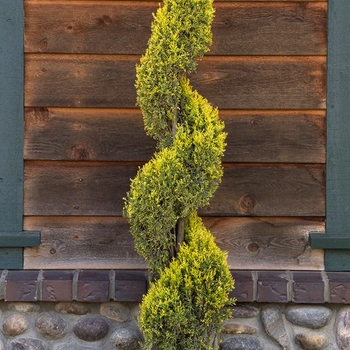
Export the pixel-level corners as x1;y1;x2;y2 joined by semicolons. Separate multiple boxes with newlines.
23;0;327;270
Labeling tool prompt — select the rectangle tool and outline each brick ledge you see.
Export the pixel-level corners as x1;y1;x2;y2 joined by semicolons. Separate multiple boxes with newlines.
2;270;350;304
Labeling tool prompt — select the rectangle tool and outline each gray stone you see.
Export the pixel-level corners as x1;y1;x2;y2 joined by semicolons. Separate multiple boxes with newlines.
222;320;257;335
100;302;131;323
3;314;29;337
230;306;259;319
220;336;263;350
8;302;40;313
35;312;67;339
285;306;332;329
110;328;141;350
54;345;98;350
261;305;291;350
337;307;350;349
9;338;47;350
73;316;109;342
55;302;90;315
131;304;141;321
295;333;327;350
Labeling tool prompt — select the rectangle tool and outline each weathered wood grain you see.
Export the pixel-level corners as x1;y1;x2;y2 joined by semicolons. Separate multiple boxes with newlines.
23;216;324;270
203;217;324;270
24;1;327;55
25;54;137;108
25;55;326;109
24;161;325;217
221;110;325;163
23;216;147;269
24;161;138;217
24;108;325;163
24;107;156;161
193;56;326;110
202;164;325;217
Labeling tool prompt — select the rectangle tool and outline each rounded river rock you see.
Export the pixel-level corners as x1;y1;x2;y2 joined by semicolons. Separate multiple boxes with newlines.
73;316;109;341
35;312;67;339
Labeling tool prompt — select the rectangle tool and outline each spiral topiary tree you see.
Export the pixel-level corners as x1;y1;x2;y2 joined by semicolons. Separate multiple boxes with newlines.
124;0;234;348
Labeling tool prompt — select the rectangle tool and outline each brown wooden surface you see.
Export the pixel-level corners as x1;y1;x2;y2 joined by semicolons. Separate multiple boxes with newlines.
24;161;325;217
25;55;326;109
203;216;324;270
203;164;325;217
24;1;327;55
23;216;147;269
221;110;325;163
24;107;325;163
22;0;327;271
24;108;156;162
23;216;324;270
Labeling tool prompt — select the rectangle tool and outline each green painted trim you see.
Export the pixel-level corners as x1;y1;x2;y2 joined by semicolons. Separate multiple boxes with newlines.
325;0;350;237
0;0;40;268
310;0;350;270
324;250;350;271
0;232;40;247
310;233;350;250
0;0;24;232
0;249;23;269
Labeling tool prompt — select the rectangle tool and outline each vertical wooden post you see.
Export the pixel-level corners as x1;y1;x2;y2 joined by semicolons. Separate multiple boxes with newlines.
0;0;40;268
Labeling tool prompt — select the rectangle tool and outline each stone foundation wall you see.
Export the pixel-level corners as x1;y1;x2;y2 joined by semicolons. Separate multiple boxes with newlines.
0;301;348;349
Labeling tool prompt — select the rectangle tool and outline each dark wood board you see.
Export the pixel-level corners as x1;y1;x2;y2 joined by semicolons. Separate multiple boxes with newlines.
203;216;324;270
221;110;325;163
202;163;325;217
24;107;157;162
23;216;146;269
24;161;325;217
24;1;326;55
23;216;324;270
24;108;325;163
25;55;326;109
193;56;326;110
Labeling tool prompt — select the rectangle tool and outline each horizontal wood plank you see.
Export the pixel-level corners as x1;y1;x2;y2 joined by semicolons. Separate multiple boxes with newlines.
24;1;326;55
193;56;326;109
203;216;324;270
23;216;146;269
24;161;325;217
202;163;325;216
221;110;325;163
24;108;156;161
24;108;325;163
25;55;326;109
23;216;324;270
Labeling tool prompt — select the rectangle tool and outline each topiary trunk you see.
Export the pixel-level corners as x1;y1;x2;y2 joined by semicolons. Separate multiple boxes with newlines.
124;0;234;348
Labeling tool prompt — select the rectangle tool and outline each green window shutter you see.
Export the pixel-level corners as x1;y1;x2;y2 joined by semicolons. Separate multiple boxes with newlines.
0;0;40;268
310;0;350;270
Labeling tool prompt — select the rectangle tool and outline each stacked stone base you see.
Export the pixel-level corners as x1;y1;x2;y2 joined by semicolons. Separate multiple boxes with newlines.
0;302;349;349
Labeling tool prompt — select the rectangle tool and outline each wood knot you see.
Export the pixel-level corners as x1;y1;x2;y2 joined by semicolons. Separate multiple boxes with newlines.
247;242;260;253
27;107;50;126
238;195;256;214
97;15;113;27
38;37;48;52
70;145;91;160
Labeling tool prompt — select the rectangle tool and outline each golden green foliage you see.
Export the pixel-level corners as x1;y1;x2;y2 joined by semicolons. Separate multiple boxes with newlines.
123;0;235;348
139;213;234;350
135;0;215;148
124;77;226;274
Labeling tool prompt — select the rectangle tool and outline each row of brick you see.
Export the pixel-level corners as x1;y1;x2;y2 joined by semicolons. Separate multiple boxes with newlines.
2;270;350;304
233;270;350;304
